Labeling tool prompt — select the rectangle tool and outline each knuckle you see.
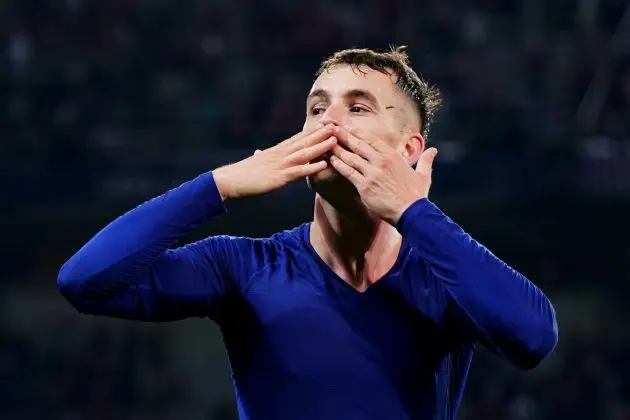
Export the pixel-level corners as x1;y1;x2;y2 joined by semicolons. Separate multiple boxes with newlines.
358;182;369;194
380;155;393;169
366;172;378;186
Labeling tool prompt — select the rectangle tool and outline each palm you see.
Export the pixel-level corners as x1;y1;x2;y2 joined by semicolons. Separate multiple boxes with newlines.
213;124;337;200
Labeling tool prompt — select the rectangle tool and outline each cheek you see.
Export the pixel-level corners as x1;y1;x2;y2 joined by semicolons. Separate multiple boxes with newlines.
348;124;399;147
346;115;395;134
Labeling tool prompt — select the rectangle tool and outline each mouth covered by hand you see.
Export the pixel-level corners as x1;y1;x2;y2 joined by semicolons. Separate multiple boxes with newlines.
309;121;350;165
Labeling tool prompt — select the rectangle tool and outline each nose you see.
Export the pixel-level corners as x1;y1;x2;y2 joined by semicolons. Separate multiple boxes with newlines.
320;104;345;127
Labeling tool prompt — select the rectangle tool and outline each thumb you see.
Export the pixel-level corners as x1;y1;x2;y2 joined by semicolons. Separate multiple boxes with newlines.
416;147;438;173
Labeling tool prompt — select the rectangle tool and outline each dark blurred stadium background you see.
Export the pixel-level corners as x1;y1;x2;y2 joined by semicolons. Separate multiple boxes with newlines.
1;0;630;419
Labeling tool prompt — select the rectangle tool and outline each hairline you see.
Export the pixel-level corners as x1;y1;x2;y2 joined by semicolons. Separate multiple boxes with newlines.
314;63;422;133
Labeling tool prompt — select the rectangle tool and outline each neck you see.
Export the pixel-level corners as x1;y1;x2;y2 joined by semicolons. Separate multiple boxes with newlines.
310;194;402;291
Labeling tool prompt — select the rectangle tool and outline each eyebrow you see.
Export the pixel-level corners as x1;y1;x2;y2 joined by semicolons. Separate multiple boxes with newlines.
306;88;381;108
306;89;329;103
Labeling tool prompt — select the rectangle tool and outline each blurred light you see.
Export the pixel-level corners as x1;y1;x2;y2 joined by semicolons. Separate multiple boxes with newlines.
580;136;616;160
436;140;467;163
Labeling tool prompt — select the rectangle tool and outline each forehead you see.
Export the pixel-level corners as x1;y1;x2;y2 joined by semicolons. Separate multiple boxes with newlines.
310;65;401;101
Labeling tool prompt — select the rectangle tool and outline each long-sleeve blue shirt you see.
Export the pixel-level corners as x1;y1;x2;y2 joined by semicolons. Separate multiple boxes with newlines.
57;171;558;420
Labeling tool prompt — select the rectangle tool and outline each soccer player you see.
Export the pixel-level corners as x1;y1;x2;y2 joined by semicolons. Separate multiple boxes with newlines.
58;47;558;419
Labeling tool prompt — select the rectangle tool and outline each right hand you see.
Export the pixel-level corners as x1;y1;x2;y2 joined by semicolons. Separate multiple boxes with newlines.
213;123;337;201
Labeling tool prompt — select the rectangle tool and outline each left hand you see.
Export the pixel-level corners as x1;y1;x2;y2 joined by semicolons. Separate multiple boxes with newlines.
328;126;438;226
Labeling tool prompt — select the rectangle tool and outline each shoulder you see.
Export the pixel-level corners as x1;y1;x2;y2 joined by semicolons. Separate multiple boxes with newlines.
200;223;307;258
193;223;309;288
399;245;437;290
397;244;453;321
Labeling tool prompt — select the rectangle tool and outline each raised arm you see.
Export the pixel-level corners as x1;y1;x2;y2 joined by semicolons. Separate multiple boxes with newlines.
57;172;236;321
324;126;558;369
58;124;339;321
397;199;558;369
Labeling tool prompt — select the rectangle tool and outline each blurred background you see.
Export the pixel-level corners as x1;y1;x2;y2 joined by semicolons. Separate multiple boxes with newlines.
1;0;629;419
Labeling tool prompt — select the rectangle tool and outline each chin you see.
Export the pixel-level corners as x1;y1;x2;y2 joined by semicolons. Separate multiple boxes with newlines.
307;166;356;196
312;165;340;181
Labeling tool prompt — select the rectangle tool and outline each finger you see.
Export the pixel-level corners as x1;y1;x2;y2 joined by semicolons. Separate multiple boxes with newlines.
273;123;326;150
284;160;328;179
285;124;335;152
330;145;370;175
254;149;262;155
332;126;380;161
329;154;365;187
287;136;337;164
416;147;438;174
346;126;394;155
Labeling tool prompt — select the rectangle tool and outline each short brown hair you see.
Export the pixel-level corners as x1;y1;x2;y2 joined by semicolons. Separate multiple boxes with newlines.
316;45;442;139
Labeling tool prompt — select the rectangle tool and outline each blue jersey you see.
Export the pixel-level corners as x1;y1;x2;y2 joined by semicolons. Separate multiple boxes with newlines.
58;172;557;420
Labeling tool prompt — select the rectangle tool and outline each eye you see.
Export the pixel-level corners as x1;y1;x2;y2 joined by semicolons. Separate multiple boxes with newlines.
310;105;326;116
350;105;369;113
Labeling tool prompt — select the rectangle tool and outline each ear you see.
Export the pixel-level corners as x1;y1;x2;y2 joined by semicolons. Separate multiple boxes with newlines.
400;133;425;167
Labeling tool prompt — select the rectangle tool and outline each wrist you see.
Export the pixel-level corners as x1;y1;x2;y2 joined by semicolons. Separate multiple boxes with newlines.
387;205;410;227
212;166;235;202
389;195;425;226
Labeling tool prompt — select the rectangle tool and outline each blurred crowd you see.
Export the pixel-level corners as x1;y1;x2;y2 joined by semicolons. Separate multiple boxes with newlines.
2;0;630;203
0;318;191;420
2;0;630;419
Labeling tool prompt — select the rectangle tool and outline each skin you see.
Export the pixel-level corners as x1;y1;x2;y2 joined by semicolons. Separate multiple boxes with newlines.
213;64;438;292
303;65;438;292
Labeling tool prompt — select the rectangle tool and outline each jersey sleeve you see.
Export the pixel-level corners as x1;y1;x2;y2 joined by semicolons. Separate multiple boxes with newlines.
397;198;558;370
57;171;253;322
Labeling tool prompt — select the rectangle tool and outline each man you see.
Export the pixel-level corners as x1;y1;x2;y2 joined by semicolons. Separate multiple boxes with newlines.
58;46;558;419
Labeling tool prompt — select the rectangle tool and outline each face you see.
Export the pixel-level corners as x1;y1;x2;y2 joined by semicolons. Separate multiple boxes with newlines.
303;65;424;192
